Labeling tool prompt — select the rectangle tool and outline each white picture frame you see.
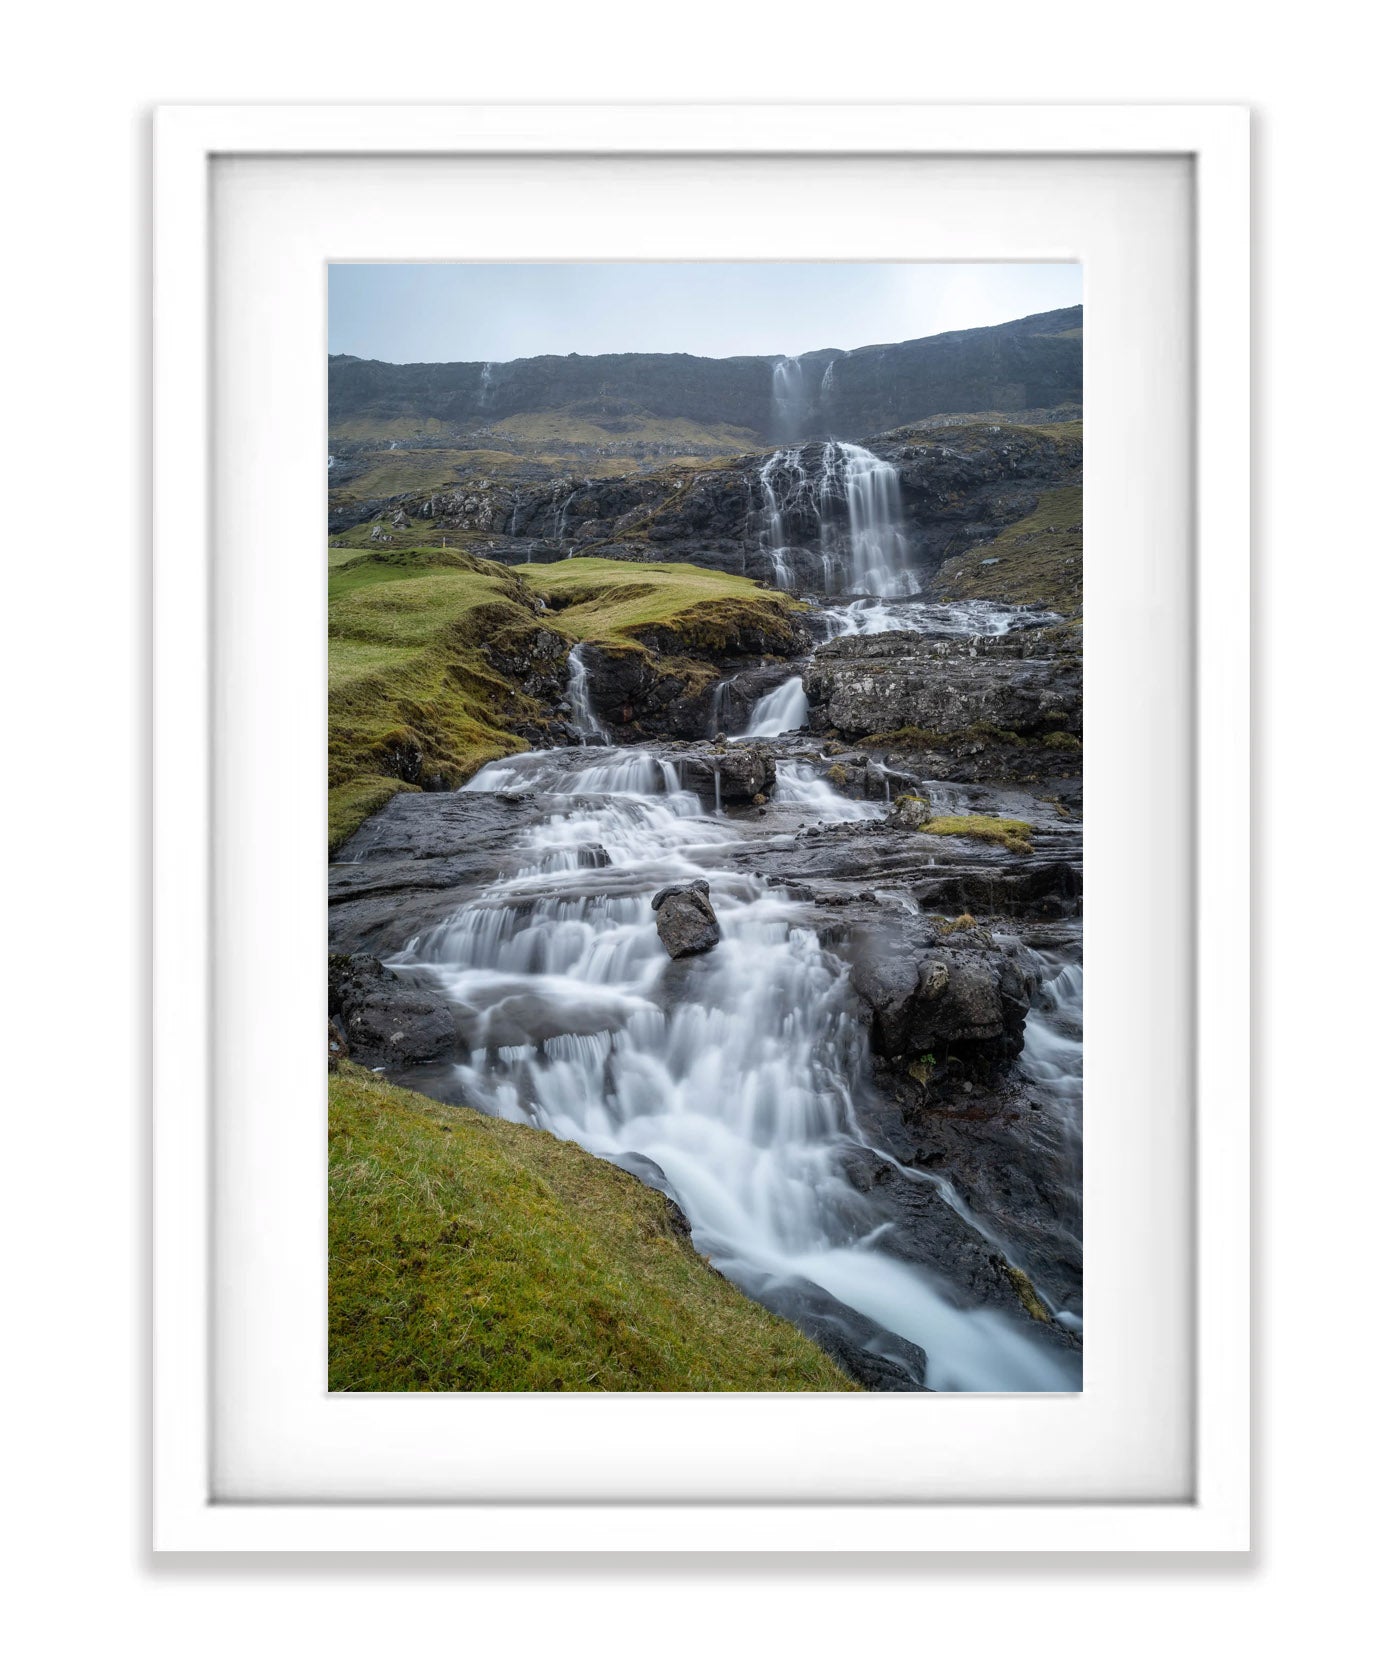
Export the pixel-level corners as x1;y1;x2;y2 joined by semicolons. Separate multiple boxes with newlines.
153;103;1250;1553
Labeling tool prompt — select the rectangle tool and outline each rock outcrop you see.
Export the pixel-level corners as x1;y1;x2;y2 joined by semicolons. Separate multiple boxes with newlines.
651;880;722;958
848;929;1031;1069
330;421;1082;595
806;630;1081;742
328;952;456;1068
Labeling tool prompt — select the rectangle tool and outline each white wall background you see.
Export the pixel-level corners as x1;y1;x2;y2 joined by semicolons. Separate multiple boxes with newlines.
1;4;1391;1673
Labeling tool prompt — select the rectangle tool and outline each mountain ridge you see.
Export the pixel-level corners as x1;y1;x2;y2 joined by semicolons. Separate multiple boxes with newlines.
329;306;1082;447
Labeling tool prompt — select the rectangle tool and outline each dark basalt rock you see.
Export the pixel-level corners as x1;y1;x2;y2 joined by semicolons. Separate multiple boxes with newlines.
847;930;1031;1067
328;951;456;1068
651;879;722;958
692;741;777;802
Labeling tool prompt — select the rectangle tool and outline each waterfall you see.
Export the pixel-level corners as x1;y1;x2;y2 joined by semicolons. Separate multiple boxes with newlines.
755;441;919;598
709;678;735;737
818;441;919;598
553;480;588;544
564;646;612;746
737;675;809;739
819;359;835;403
771;357;807;443
758;448;802;589
394;745;1077;1392
772;759;871;820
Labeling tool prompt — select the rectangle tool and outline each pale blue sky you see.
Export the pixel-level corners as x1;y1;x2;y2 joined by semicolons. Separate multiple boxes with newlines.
328;263;1081;364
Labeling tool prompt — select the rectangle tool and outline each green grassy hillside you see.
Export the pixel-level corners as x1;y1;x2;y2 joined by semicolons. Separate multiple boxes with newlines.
327;549;544;848
937;483;1083;617
329;549;806;849
516;555;804;654
329;1064;856;1392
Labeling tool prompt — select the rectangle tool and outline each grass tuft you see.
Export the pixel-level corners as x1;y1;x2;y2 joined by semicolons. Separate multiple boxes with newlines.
919;813;1036;854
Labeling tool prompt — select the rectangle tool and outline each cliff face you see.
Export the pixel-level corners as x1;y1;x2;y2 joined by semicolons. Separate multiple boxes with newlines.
334;420;1082;601
330;307;1082;445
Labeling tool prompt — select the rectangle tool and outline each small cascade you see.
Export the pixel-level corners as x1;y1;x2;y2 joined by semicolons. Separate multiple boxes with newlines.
712;769;723;815
709;678;736;737
553;481;588;544
564;647;612;746
1020;958;1084;1119
772;759;871;820
737;676;809;739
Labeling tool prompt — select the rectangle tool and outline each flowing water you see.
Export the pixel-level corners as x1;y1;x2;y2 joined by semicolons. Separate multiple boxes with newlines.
395;745;1076;1391
757;440;920;598
736;676;810;739
380;439;1081;1390
771;357;808;442
564;644;612;745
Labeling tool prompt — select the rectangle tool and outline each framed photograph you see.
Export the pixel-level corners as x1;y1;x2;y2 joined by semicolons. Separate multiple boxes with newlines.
153;103;1250;1551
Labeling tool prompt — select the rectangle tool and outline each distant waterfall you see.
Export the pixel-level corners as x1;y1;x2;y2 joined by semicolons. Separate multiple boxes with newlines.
771;357;808;443
565;645;611;745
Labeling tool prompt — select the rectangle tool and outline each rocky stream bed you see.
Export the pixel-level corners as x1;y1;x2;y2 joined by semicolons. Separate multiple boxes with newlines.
330;599;1084;1391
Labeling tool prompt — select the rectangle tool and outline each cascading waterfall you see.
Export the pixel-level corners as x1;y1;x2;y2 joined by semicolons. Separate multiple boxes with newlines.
392;745;1076;1391
737;675;809;739
758;448;802;589
818;441;919;598
755;440;919;598
564;645;612;746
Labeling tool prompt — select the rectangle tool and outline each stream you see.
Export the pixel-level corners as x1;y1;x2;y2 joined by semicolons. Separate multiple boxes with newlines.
371;443;1083;1391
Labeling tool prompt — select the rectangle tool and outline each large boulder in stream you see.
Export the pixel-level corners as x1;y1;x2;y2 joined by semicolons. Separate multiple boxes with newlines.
848;931;1030;1067
652;879;722;958
328;952;456;1068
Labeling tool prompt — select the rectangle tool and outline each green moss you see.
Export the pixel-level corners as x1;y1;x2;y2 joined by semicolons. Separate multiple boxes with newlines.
1039;731;1082;751
1002;1263;1052;1324
328;1064;857;1392
328;553;542;849
516;556;805;654
919;813;1035;855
